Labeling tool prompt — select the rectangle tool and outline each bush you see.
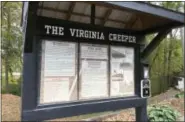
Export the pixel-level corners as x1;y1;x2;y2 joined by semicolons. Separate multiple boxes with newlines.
2;88;7;94
147;105;180;121
9;84;21;96
175;92;184;98
1;77;22;96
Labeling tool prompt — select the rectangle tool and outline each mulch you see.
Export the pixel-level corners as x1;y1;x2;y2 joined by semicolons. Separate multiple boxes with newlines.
1;88;184;121
2;94;21;121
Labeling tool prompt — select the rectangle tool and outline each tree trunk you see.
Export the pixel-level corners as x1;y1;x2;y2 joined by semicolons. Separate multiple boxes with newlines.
181;27;184;74
163;40;168;92
167;32;173;87
5;6;11;92
5;59;9;92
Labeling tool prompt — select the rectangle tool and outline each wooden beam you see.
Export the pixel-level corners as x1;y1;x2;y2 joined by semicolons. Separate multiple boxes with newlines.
55;2;60;16
39;2;44;16
91;4;95;25
66;2;76;20
101;8;112;25
39;6;128;25
125;14;137;29
141;28;171;59
22;1;39;120
141;22;183;35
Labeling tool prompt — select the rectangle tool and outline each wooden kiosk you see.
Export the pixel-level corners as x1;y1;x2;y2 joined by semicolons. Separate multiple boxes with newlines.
21;2;185;121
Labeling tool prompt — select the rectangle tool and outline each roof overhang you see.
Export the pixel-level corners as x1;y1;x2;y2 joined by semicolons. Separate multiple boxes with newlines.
21;1;185;34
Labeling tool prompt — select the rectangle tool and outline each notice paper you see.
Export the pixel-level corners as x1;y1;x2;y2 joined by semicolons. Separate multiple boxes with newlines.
80;44;108;99
40;40;77;104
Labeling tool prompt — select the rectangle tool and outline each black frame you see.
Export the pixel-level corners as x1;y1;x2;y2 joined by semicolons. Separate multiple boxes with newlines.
22;15;147;121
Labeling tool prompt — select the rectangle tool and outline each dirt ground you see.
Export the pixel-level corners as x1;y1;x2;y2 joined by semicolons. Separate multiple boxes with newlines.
2;94;21;121
1;88;184;121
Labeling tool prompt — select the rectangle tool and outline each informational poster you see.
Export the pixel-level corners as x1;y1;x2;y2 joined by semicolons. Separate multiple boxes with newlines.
42;78;70;103
39;41;135;103
80;44;108;99
81;44;108;59
44;41;76;76
40;40;77;104
111;46;134;96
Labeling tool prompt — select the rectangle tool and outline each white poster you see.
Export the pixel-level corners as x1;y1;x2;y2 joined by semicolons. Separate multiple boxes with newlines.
111;46;134;96
40;40;77;104
80;44;108;99
80;60;108;98
44;41;76;76
42;78;70;103
81;45;108;59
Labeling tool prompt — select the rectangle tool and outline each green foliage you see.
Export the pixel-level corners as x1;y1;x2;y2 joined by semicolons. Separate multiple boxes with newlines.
2;84;21;96
2;2;23;72
175;92;184;98
150;2;184;12
147;105;180;121
2;77;22;96
9;83;21;96
149;38;183;95
146;2;184;95
2;2;23;93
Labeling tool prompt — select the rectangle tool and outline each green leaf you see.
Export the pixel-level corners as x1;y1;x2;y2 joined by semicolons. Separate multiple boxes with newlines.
157;111;164;116
158;117;164;121
149;118;155;121
165;112;175;121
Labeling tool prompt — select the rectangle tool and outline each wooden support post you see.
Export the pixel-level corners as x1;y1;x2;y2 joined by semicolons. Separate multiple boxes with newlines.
136;101;148;121
135;62;148;121
21;2;39;121
101;8;112;25
91;4;95;25
141;29;171;60
66;2;76;20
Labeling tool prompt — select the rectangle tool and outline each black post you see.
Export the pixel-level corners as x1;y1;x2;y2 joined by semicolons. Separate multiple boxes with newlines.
21;2;39;121
91;4;95;25
135;44;148;121
136;99;148;121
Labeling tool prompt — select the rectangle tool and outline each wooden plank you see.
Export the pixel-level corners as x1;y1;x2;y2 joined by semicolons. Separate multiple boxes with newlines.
101;8;112;25
66;2;76;20
39;6;128;25
91;4;95;24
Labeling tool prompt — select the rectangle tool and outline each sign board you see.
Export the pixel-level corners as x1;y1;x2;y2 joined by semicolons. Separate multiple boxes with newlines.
43;24;136;43
21;1;185;121
22;16;144;121
33;16;140;104
36;17;141;44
